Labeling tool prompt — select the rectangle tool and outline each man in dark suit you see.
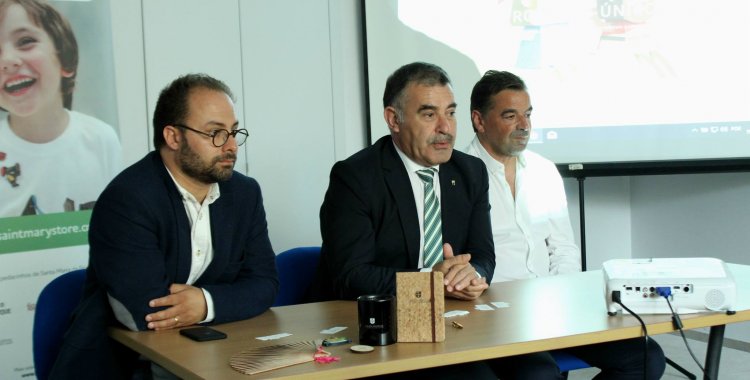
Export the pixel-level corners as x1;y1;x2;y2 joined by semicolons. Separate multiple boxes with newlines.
312;62;496;378
315;61;494;301
50;74;279;379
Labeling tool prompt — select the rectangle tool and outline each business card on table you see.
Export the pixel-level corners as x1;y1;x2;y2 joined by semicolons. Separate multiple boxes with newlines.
474;304;494;311
491;301;510;308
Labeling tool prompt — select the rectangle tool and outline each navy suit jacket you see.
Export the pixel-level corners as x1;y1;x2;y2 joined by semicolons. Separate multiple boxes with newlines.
311;136;494;300
50;151;278;379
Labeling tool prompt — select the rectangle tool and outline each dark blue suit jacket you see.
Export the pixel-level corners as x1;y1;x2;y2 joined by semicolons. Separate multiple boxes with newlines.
310;136;494;300
50;151;278;378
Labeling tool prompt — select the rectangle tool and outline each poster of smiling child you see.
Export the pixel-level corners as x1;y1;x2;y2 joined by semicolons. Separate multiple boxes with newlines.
0;0;120;217
0;1;120;378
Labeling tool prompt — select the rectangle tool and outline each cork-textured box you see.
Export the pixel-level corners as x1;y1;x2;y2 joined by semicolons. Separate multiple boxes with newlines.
396;272;445;342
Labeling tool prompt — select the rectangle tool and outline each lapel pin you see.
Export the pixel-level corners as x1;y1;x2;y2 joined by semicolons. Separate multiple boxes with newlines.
451;180;456;186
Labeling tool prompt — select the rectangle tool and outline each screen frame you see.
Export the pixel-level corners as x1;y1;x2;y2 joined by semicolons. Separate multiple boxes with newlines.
556;157;750;178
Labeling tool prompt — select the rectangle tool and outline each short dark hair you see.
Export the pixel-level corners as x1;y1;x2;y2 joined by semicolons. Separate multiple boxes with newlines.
382;62;451;120
152;73;234;149
470;70;526;116
1;0;78;109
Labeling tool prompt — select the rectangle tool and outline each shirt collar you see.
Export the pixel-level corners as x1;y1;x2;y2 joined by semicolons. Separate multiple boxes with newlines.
164;165;221;205
392;140;440;174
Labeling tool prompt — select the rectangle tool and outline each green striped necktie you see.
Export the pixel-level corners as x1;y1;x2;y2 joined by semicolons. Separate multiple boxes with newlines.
417;168;443;268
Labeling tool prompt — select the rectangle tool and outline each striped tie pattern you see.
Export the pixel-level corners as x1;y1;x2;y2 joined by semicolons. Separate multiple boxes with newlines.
417;169;443;268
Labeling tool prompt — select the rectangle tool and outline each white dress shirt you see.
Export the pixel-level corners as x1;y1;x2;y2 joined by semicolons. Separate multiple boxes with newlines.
465;136;580;282
167;169;220;323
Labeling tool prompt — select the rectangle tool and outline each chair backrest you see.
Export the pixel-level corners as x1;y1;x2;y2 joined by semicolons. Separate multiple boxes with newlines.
33;269;87;380
273;246;321;306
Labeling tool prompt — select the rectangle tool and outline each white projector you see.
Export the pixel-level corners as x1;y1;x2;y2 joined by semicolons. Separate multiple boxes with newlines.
603;258;736;315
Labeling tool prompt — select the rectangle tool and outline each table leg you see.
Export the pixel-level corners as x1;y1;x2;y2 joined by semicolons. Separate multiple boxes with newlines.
704;324;725;380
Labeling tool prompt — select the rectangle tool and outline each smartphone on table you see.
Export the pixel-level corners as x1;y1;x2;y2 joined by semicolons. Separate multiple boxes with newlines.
179;326;227;342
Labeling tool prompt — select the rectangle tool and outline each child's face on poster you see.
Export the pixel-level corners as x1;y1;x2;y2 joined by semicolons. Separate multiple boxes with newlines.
0;4;66;117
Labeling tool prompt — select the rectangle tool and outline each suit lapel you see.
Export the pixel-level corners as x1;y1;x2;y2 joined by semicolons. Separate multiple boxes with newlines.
154;156;193;283
205;183;233;281
381;140;420;267
438;160;459;240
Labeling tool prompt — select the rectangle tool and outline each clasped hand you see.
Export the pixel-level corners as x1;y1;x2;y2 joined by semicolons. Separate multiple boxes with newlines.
432;243;488;300
145;283;207;330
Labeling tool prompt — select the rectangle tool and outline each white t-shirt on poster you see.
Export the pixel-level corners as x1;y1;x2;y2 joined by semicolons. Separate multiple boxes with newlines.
0;110;121;217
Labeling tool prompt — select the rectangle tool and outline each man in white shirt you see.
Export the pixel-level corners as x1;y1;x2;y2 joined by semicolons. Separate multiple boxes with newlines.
466;70;665;379
465;121;580;282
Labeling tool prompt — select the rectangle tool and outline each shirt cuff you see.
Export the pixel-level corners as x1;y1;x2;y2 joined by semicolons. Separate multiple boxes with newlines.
474;269;485;279
419;267;432;272
200;288;215;323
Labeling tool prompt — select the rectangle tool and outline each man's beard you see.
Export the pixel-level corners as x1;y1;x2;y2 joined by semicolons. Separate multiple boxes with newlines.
505;129;529;156
178;140;235;183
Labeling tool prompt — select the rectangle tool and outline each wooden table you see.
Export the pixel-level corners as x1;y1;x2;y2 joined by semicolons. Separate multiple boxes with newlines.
110;264;750;379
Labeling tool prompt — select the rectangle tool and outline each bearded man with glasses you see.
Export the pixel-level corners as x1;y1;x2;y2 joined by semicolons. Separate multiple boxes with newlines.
51;74;278;379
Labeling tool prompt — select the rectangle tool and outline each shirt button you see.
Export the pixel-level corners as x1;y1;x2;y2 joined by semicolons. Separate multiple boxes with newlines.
196;249;202;256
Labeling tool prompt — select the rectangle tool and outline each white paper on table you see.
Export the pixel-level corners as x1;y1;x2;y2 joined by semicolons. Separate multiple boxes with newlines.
256;333;293;341
444;310;470;318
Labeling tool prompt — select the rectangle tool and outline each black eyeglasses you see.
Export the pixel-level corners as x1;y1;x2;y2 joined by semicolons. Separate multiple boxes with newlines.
173;124;248;147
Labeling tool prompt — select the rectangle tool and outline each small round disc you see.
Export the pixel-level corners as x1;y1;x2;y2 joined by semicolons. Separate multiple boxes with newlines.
350;345;374;353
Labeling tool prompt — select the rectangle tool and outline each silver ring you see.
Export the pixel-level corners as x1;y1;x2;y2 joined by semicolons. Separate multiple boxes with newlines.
174;316;179;323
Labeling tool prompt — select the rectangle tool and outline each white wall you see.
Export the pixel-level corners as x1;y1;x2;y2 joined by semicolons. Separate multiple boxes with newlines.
564;177;632;271
630;172;750;265
142;0;248;173
109;0;149;165
239;0;366;251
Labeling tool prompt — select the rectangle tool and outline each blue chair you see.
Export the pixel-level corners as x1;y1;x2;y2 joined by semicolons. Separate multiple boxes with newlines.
551;350;591;375
552;350;694;379
273;246;321;306
33;269;87;380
